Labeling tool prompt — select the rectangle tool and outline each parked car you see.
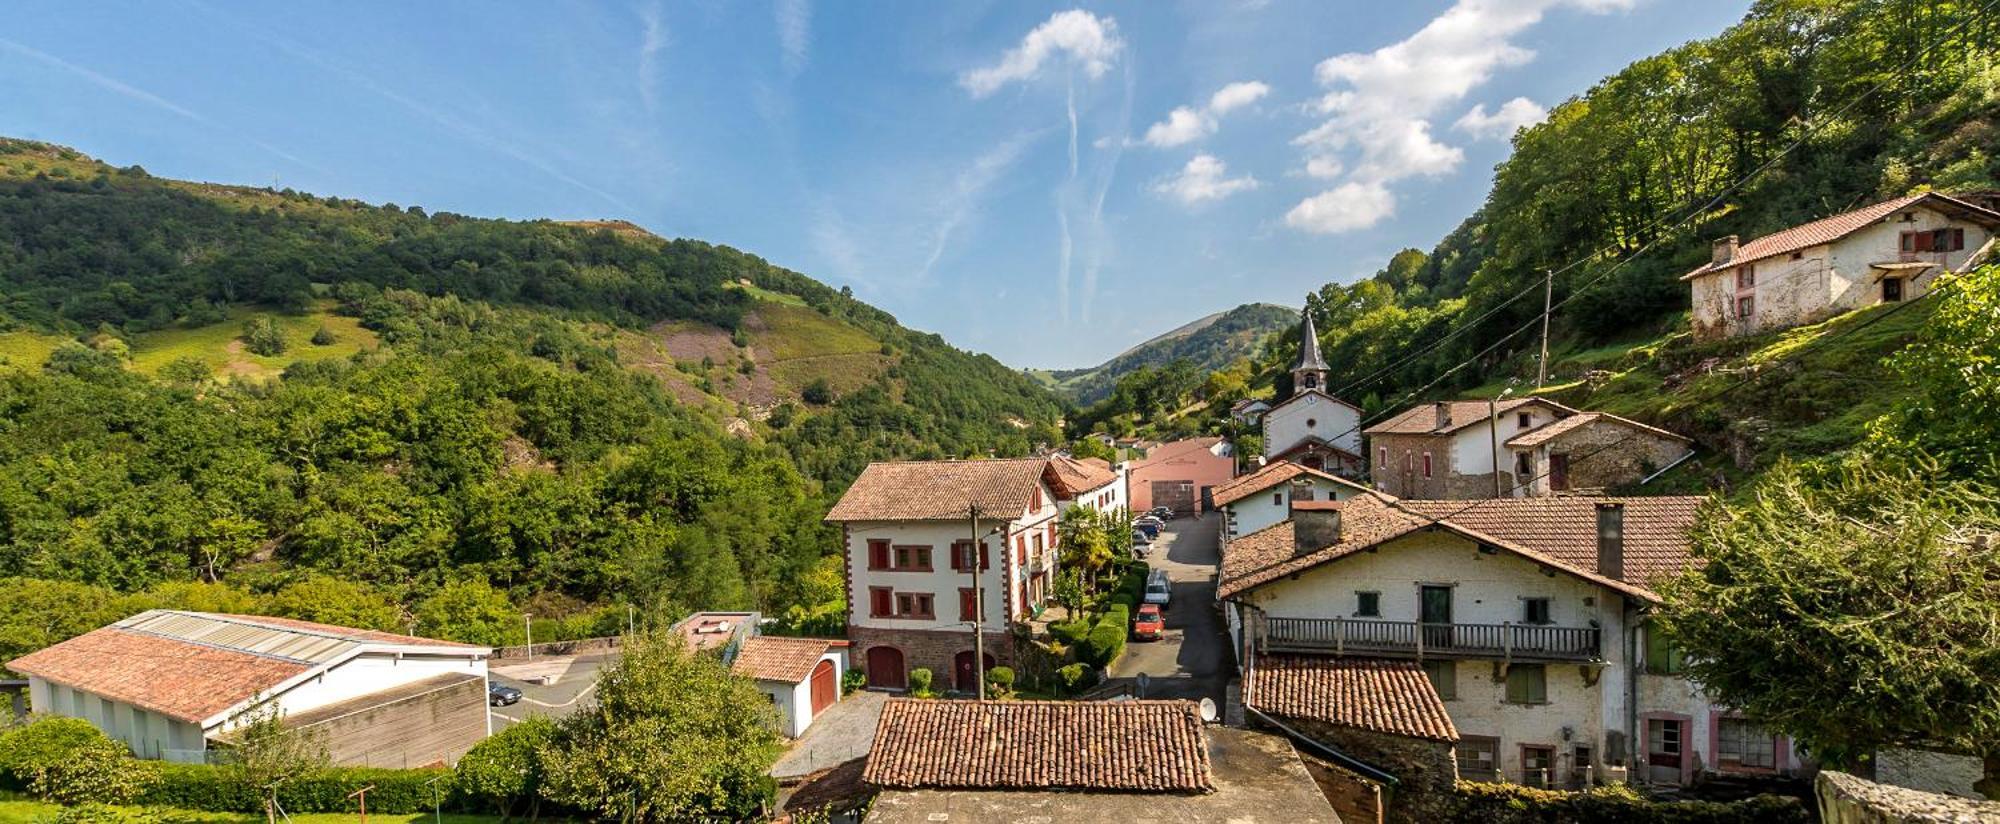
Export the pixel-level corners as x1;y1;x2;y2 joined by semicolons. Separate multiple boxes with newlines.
1149;506;1175;519
1143;569;1172;607
1133;521;1160;540
1132;604;1165;641
1134;515;1165;529
488;682;523;707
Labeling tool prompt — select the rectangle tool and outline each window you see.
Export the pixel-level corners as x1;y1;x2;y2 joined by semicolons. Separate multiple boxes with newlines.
1717;718;1777;768
1790;251;1803;260
1032;486;1043;510
1573;744;1595;780
892;545;932;571
959;588;979;622
1523;597;1551;625
1422;659;1456;700
867;539;891;570
1516;452;1532;477
1294;487;1315;502
1505;664;1548;704
1403;451;1414;472
1421;452;1433;479
1736;295;1755;318
1521;745;1555;787
950;540;974;571
894;592;934;619
1457;736;1501;781
1378;446;1388;467
1355;591;1381;617
1302;373;1318;389
1271;492;1284;507
1882;277;1903;302
869;587;893;618
1518;412;1532;428
1305;418;1317;428
1644;624;1685;674
1032;533;1044;557
1734;266;1755;290
1016;535;1027;565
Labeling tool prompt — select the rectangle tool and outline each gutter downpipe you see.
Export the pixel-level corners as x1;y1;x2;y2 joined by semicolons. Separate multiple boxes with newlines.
1627;602;1643;775
1247;706;1401;788
1638;450;1698;486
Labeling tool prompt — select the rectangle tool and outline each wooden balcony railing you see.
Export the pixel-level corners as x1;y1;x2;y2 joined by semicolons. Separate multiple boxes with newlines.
1259;616;1601;662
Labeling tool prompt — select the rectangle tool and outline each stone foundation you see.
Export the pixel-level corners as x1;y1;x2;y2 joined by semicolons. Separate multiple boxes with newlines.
1817;770;2000;823
848;625;1016;692
1262;715;1459;823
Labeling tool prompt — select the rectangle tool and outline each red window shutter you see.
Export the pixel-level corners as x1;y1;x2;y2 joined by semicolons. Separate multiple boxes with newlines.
870;587;892;618
980;543;990;570
868;540;889;571
1423;453;1433;478
1954;228;1965;250
960;588;977;621
1914;231;1934;252
1016;535;1027;564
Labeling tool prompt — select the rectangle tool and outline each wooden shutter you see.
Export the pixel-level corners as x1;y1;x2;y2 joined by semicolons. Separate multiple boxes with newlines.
980;542;990;570
868;540;890;571
1953;228;1965;250
869;587;892;617
1016;535;1027;565
959;588;977;621
1914;231;1935;252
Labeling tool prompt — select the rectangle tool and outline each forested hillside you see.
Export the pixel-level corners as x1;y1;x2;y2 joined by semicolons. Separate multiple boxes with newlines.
1174;0;1999;478
1036;302;1295;404
0;137;1062;661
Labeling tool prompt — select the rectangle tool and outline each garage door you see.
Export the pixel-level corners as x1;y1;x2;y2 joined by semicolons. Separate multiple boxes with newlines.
810;659;836;715
1151;480;1195;515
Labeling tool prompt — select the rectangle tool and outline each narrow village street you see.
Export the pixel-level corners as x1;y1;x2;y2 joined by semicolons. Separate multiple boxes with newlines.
1107;515;1234;704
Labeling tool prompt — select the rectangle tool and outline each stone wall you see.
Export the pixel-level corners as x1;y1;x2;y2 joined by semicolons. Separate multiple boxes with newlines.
1369;434;1457;500
1276;716;1458;823
848;625;1015;692
294;676;489;769
1876;747;1997;801
1301;755;1386;824
1816;770;2000;824
1539;423;1688;493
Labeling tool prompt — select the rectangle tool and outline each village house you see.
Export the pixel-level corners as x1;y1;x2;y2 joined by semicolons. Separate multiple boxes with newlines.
1210;459;1382;542
862;699;1339;823
6;610;492;768
1230;397;1272;426
1045;453;1128;514
1364;398;1691;500
1219;495;1803;799
1127;436;1237;515
1261;309;1365;476
827;458;1064;693
670;611;847;738
1682;191;2000;341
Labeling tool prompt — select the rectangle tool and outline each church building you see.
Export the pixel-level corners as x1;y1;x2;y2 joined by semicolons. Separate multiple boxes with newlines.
1259;308;1363;476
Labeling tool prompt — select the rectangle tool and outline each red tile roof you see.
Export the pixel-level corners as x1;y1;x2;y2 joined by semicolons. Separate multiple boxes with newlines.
1681;192;2000;280
1364;398;1569;436
1043;455;1120;501
7;627;309;723
864;699;1214;793
731;636;834;683
1131;437;1227;468
1249;656;1458;742
1209;460;1381;508
826;458;1050;522
1504;411;1689;449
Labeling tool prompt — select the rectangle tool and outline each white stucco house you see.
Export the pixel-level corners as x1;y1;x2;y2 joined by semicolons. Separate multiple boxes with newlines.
1209;459;1382;542
7;610;492;768
1682;191;2000;341
1262;309;1364;476
1220;495;1804;789
1046;453;1128;515
731;635;847;738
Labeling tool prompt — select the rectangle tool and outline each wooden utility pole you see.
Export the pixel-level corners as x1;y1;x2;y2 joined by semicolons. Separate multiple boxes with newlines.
1490;394;1506;498
968;503;987;699
348;784;375;824
1537;269;1553;389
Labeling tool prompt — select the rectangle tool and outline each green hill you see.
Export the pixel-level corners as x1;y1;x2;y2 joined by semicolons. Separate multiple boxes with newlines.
1041;302;1295;404
0;137;1062;658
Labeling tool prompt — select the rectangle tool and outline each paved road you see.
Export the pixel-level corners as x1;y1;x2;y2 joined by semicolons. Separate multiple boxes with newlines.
1108;515;1234;703
487;652;613;731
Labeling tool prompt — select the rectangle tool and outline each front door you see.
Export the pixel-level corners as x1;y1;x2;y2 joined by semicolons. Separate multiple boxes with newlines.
953;650;996;692
1550;453;1570;491
1646;718;1685;784
809;660;837;716
1420;585;1453;649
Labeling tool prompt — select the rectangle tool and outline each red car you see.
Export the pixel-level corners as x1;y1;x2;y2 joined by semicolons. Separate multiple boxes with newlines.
1132;603;1165;641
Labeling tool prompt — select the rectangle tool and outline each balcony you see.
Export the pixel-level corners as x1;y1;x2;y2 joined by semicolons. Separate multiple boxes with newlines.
1258;616;1601;662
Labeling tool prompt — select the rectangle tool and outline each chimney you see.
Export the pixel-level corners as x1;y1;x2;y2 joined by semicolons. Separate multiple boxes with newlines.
1433;401;1452;431
1292;500;1344;553
1596;502;1625;580
1711;235;1738;266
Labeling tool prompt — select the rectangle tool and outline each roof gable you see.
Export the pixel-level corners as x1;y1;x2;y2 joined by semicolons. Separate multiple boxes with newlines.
826;459;1051;522
1364;398;1572;437
1210;460;1381;508
1043;455;1120;500
731;636;834;683
1265;388;1362;417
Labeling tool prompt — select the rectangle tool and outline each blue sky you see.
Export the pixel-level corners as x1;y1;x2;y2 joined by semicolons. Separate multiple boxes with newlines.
0;0;1747;368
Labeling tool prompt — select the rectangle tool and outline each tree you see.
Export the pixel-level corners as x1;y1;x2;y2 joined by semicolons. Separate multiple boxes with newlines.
801;378;833;406
242;316;288;356
1868;266;2000;485
310;326;336;346
540;632;781;822
1068;436;1114;463
1658;460;2000;769
263;575;403;632
159;356;213;384
416;578;522;646
1057;505;1121;600
221;703;328;820
456;715;557;821
0;716;154;805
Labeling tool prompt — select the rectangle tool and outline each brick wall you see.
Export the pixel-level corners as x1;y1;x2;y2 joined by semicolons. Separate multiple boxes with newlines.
848;625;1016;692
1301;755;1386;824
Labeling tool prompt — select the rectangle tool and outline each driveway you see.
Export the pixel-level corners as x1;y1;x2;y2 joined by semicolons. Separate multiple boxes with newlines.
1108;515;1234;703
771;688;888;779
487;652;614;731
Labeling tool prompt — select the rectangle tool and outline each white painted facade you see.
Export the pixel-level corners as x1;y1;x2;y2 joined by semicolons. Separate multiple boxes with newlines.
1060;466;1129;517
1221;476;1372;540
1231;526;1801;786
1447;402;1562;479
1262;391;1362;460
1690;201;1995;340
844;482;1062;631
752;649;845;738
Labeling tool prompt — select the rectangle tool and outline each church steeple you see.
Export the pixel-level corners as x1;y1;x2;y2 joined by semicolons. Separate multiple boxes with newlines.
1292;305;1329;396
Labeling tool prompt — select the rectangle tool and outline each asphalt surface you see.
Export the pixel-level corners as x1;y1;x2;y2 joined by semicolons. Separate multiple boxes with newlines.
1108;515;1234;703
487;652;613;730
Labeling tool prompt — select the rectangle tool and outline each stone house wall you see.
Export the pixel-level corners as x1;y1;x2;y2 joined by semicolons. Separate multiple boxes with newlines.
847;625;1015;692
1275;717;1458;824
1519;422;1690;495
1367;433;1459;499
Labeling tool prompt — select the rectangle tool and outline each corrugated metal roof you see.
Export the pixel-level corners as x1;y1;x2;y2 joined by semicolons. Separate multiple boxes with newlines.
117;611;377;664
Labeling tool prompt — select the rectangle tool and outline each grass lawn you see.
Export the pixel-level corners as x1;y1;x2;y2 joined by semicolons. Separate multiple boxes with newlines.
0;330;66;372
127;303;377;381
0;799;506;824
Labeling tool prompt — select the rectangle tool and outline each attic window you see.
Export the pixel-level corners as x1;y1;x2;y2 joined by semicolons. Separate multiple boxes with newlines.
1517;413;1532;428
1306;418;1317;428
1900;212;1916;222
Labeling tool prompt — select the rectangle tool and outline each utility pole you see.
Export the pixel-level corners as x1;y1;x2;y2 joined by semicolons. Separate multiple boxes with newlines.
1490;392;1507;498
968;503;987;700
523;614;533;662
1537;269;1553;389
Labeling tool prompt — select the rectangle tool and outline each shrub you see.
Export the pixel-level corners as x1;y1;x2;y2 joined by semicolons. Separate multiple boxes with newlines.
908;667;935;696
1445;781;1809;824
0;717;154;805
309;326;336;346
455;715;555;819
842;668;867;695
1079;620;1127;669
241;316;287;356
801;378;833;405
985;666;1015;694
1050;620;1091;646
1056;663;1099;694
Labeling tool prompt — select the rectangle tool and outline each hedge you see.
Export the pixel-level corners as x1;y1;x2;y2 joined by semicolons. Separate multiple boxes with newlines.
1447;781;1810;824
141;762;460;815
1078;604;1130;668
1050;619;1091;645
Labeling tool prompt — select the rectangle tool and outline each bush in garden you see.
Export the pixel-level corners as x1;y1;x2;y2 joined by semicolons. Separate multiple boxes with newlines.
1056;663;1098;694
455;715;556;820
0;716;155;805
1444;781;1809;823
1050;620;1091;646
985;666;1015;696
140;762;454;814
908;667;936;697
842;668;867;695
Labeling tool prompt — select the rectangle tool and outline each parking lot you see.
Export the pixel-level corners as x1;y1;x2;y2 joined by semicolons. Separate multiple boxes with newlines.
487;652;614;730
1108;514;1234;703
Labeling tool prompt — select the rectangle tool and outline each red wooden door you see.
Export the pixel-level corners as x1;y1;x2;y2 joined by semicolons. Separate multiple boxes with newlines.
866;647;905;690
809;660;836;715
953;650;996;692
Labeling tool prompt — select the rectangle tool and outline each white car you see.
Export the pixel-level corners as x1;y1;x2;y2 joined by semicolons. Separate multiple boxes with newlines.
1143;570;1171;607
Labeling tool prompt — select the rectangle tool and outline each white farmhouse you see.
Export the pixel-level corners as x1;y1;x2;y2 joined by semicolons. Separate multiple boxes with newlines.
1220;496;1803;791
1682;192;2000;340
6;610;491;767
1209;459;1382;542
1261;309;1364;476
1045;453;1128;515
827;458;1062;694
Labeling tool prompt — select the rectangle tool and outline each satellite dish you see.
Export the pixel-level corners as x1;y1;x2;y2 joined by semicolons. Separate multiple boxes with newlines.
1199;697;1218;723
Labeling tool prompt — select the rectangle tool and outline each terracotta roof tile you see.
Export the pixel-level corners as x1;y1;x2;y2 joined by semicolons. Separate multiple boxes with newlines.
731;636;833;683
1249;656;1458;742
1395;497;1704;589
1364;398;1568;436
1044;455;1120;501
826;459;1049;522
1210;460;1382;508
864;699;1214;793
1505;412;1689;449
1131;437;1227;468
6;627;309;723
1218;496;1432;600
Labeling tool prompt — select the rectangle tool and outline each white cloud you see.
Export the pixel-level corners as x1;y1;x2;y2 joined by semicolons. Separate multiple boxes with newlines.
775;0;810;76
1287;0;1630;233
637;2;668;112
1285;180;1395;233
1303;156;1344;179
1154;154;1260;205
1139;80;1269;148
960;10;1124;98
1454;96;1546;140
921;133;1039;278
